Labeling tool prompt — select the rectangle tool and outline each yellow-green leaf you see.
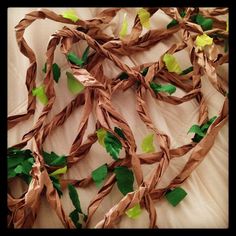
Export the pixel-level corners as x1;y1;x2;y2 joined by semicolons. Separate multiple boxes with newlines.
96;128;107;147
137;8;150;29
49;166;67;176
195;33;213;50
125;204;142;219
32;85;48;105
141;134;155;153
62;9;79;23
119;13;128;38
163;53;182;75
226;18;228;32
66;72;85;95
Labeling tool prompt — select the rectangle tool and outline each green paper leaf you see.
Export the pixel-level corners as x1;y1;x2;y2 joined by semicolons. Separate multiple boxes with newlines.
32;85;48;105
189;116;217;143
42;151;67;166
200;116;217;133
150;82;176;95
52;63;61;83
68;184;82;213
167;19;179;29
137;8;150;29
92;164;108;187
125;204;142;219
69;209;82;228
50;176;63;197
163;53;182;74
66;71;85;95
195;33;213;50
114;127;126;140
114;166;134;196
187;124;205;137
165;187;187;207
195;14;213;31
42;63;61;83
119;72;129;80
7;148;34;181
141;133;155;153
180;11;186;18
81;46;90;65
67;52;84;66
119;13;128;38
62;9;79;23
49;166;67;177
180;66;193;75
141;67;149;76
96;128;107;147
104;132;122;161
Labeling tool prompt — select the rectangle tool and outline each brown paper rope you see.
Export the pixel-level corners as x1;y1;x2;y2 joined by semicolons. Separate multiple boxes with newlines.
7;8;228;228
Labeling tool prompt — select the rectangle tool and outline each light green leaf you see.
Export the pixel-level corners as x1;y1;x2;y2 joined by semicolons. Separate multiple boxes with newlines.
150;82;176;95
195;33;213;50
114;166;134;196
165;187;187;207
92;164;108;188
62;9;79;23
125;204;142;219
32;85;48;105
141;134;155;153
49;166;67;177
96;128;107;147
68;184;82;213
137;8;150;29
163;53;182;74
66;71;85;95
119;13;128;38
104;132;122;160
187;124;205;137
67;52;84;66
42;151;66;166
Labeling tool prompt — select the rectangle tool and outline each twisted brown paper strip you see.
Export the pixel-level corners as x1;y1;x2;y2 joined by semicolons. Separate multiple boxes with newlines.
8;8;228;228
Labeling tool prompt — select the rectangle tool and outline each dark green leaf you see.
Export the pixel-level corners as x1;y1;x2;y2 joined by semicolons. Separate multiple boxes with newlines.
200;116;217;133
52;63;61;83
114;166;134;195
69;209;82;228
42;151;66;166
8;168;17;178
141;67;149;76
119;72;129;80
180;11;186;18
167;19;179;29
150;82;176;95
114;127;126;140
67;52;84;66
14;165;23;174
165;187;187;207
68;184;82;213
8;156;25;169
92;164;108;188
81;46;90;64
104;132;122;161
50;176;63;197
180;66;193;75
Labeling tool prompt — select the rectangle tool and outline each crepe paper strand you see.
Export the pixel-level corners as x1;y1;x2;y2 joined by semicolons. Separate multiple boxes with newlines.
7;7;228;229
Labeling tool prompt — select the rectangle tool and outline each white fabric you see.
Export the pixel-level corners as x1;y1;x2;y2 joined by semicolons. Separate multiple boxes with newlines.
8;8;228;228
